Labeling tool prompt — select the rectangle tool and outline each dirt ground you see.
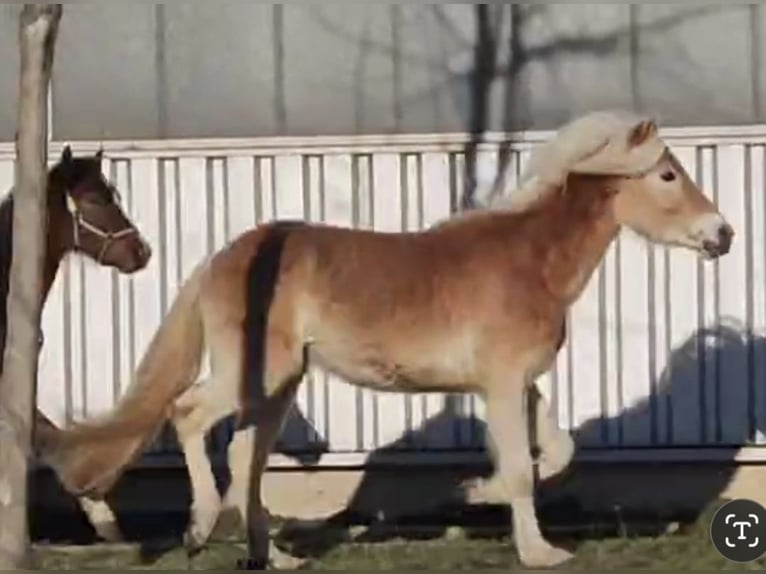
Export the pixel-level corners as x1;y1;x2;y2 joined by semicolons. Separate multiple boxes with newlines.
32;500;766;570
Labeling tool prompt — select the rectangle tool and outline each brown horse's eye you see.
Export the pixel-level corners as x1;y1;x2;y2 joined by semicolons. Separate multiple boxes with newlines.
83;193;111;206
661;171;676;182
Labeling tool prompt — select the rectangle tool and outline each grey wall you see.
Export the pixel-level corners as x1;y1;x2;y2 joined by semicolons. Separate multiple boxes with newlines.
0;4;763;141
0;5;21;141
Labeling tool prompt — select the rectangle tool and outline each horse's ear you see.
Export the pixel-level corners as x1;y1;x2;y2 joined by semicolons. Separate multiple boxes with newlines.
61;144;73;164
628;119;658;148
95;147;104;161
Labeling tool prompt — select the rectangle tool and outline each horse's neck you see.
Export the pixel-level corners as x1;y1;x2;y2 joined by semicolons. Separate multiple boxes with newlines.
0;189;67;372
534;185;619;304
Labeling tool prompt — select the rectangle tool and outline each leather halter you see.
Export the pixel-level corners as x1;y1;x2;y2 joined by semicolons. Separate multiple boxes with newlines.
65;192;137;263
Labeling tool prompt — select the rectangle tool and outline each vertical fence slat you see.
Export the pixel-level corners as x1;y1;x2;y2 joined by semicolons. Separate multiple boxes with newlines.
699;147;720;444
716;144;750;445
112;159;133;409
650;244;670;445
258;157;276;223
354;155;379;452
271;154;311;452
177;157;210;280
162;159;181;299
302;156;328;449
420;151;455;449
401;154;422;448
225;156;257;240
38;272;67;425
449;152;481;447
750;146;766;445
66;248;87;420
372;152;408;449
322;154;360;452
273;155;304;220
568;261;603;446
128;158;162;383
602;241;622;445
617;232;652;445
210;158;228;252
171;155;210;453
80;159;120;416
664;146;703;446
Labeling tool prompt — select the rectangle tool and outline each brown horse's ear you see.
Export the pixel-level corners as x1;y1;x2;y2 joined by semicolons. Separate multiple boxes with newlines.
95;148;104;161
61;144;73;164
628;119;658;148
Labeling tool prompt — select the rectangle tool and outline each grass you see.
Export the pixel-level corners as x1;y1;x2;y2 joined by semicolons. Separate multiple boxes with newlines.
33;500;766;570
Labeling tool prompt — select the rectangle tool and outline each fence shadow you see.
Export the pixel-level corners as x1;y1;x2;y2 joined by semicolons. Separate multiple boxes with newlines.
275;320;761;561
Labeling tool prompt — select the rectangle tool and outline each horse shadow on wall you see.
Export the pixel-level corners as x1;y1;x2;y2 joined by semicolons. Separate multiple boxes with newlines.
275;319;766;560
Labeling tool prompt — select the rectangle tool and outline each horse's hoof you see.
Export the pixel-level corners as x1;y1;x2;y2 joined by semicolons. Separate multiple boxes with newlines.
237;557;268;570
520;544;574;568
183;530;206;557
271;550;308;570
212;507;246;540
536;430;575;480
93;522;124;543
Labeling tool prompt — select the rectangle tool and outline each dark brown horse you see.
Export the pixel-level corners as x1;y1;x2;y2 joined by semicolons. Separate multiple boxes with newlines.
1;145;152;539
0;145;152;362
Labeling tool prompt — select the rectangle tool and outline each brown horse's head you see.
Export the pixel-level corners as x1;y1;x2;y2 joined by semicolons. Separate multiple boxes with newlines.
611;120;734;259
49;146;152;273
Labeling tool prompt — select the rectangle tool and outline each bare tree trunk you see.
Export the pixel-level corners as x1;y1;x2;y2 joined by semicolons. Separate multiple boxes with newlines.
0;5;61;569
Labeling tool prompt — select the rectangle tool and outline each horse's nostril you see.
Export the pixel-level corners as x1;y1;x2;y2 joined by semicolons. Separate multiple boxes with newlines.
139;240;152;261
717;224;733;254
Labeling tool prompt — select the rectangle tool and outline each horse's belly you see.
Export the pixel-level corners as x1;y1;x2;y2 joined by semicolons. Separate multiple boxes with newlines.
306;344;473;393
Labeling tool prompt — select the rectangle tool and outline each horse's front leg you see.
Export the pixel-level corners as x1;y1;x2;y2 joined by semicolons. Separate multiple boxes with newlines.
531;385;575;481
484;378;573;568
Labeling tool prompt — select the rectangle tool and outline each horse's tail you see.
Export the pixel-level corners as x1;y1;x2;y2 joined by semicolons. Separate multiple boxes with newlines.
40;262;207;498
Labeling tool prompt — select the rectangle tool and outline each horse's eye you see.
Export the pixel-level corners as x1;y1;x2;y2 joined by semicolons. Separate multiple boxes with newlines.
87;194;111;206
661;171;676;182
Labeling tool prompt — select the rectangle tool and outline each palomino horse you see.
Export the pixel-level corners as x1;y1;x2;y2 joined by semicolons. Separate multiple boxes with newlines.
9;145;152;539
43;111;733;569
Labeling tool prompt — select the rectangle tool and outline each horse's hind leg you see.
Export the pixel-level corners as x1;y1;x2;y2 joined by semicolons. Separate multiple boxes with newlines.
235;382;305;570
172;382;239;552
236;328;306;570
221;393;296;532
484;380;573;568
173;318;259;551
531;386;574;480
78;497;122;542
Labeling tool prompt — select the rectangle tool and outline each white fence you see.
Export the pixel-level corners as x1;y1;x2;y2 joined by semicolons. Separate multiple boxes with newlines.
2;125;766;467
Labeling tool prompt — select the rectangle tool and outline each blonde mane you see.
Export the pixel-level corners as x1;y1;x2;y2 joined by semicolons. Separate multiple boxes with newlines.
487;110;667;213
